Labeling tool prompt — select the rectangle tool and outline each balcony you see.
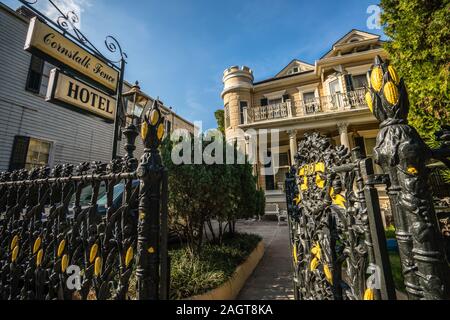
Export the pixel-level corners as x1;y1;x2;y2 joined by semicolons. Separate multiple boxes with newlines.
243;88;368;124
250;101;293;123
310;88;368;114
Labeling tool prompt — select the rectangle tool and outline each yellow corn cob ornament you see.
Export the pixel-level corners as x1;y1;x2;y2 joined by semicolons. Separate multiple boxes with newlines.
370;66;383;92
57;239;66;258
33;237;42;254
388;65;400;85
324;265;333;284
10;235;19;251
365;91;374;113
36;249;44;267
12;246;19;262
310;257;319;271
384;81;399;106
61;254;69;273
364;288;375;300
125;246;134;268
94;257;103;277
89;244;98;264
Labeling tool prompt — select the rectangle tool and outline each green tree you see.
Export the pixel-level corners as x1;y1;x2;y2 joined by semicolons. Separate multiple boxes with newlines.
161;133;264;255
214;109;225;134
161;136;211;255
380;0;450;147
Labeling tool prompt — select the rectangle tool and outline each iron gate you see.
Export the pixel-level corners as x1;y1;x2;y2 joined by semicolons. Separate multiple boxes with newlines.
0;103;168;300
285;56;450;300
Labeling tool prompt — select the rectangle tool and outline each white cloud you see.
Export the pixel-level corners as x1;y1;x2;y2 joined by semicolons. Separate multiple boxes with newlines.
38;0;92;29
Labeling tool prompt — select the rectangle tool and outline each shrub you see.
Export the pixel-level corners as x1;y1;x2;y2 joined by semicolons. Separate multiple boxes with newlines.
169;233;262;300
161;134;265;255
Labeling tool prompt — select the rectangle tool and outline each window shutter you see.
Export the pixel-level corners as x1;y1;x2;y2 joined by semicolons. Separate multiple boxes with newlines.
26;56;44;93
9;136;30;171
354;137;366;157
344;74;354;92
260;98;268;106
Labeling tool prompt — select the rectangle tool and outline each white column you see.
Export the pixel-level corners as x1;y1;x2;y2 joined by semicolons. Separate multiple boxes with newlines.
337;123;350;149
287;130;298;165
287;100;293;118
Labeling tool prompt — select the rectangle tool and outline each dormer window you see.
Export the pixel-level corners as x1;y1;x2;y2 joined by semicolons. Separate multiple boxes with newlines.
348;36;362;43
287;67;300;75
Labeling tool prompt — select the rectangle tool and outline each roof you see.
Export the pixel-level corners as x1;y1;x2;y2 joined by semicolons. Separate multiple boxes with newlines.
320;29;382;59
274;59;315;78
254;69;315;86
253;29;383;86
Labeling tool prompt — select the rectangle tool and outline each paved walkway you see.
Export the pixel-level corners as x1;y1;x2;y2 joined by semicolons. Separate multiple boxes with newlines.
236;220;294;300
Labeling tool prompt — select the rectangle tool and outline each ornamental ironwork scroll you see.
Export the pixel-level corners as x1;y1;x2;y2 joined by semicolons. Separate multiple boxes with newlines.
19;0;127;67
285;133;395;300
0;103;168;300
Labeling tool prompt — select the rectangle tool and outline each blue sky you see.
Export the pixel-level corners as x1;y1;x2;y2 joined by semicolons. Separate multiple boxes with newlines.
4;0;385;129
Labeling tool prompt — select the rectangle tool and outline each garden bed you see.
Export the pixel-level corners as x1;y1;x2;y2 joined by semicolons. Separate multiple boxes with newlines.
169;233;263;300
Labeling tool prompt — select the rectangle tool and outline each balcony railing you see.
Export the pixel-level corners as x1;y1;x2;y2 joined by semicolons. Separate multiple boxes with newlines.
245;88;368;124
251;101;293;123
318;88;368;114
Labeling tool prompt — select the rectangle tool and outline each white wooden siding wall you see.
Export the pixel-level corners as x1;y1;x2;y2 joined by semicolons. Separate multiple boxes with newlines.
0;8;145;171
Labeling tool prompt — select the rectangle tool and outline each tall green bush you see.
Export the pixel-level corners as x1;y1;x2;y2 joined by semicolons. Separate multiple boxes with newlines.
160;133;264;255
380;0;450;148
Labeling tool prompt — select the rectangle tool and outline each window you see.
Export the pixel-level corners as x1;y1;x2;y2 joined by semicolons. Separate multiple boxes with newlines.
352;74;368;89
224;104;230;128
303;92;316;103
329;79;341;95
303;92;319;114
287;67;300;75
268;98;282;106
25;138;52;170
39;62;53;96
26;56;43;93
239;101;248;125
26;55;55;96
9;136;52;171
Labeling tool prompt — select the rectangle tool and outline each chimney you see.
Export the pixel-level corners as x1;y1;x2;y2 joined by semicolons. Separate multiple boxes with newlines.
16;6;36;20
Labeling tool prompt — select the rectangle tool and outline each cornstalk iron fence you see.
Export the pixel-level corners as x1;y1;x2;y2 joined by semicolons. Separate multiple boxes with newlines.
0;102;168;300
285;56;450;301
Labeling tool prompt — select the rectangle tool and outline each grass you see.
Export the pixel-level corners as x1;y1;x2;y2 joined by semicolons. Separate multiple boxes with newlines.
169;232;262;300
389;252;406;293
385;225;396;239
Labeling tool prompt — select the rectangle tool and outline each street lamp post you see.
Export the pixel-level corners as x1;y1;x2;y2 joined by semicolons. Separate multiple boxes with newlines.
117;81;149;167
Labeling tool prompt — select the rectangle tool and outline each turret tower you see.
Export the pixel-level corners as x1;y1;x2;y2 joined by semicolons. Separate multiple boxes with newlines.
221;66;254;142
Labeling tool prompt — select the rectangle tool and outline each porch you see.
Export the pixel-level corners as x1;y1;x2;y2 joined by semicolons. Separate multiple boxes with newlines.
243;88;368;125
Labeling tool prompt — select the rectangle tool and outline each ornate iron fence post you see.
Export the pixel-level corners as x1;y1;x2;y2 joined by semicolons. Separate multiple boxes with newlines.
136;102;166;300
367;56;450;300
354;149;396;300
285;169;301;300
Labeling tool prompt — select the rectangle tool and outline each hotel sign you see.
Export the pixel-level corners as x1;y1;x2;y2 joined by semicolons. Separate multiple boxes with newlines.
46;69;116;121
25;17;119;92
